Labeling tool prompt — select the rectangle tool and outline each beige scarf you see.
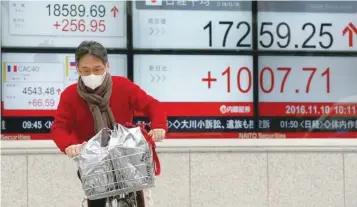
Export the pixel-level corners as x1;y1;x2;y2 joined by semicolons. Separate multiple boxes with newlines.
77;73;116;134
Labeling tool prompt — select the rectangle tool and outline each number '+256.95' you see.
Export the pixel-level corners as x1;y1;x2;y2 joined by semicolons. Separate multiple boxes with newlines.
60;19;106;32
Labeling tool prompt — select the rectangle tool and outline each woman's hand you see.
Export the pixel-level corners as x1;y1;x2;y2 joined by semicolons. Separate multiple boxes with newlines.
148;129;166;142
65;142;86;157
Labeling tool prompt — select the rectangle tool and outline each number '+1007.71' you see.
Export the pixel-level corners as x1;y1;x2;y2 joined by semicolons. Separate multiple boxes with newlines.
203;67;330;94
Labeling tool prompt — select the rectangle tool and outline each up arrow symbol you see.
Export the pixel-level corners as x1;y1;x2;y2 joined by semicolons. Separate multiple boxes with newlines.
343;22;357;48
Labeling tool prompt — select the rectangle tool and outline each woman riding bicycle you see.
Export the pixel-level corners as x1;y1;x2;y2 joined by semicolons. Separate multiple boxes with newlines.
51;40;167;207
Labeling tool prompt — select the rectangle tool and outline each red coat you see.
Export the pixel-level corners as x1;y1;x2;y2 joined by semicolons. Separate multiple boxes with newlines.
51;76;167;153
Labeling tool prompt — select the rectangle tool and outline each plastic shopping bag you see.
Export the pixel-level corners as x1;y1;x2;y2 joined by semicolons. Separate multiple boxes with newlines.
75;129;115;197
108;124;155;190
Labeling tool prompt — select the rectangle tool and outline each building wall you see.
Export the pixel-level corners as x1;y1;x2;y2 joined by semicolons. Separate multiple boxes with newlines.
1;139;357;207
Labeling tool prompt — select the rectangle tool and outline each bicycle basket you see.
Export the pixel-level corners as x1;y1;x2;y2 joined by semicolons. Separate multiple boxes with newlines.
74;123;159;200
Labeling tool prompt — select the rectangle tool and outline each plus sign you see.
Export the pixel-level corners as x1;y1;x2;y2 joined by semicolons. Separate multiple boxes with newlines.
53;21;60;29
28;101;32;105
202;71;217;89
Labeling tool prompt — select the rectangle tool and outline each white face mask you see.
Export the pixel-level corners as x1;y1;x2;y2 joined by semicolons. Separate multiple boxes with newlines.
81;72;106;90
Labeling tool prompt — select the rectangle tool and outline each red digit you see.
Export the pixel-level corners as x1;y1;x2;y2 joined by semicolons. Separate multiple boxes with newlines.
237;67;252;93
50;99;55;106
78;19;85;32
99;20;106;32
62;19;69;31
222;66;231;93
277;67;291;93
259;67;274;93
302;67;317;93
321;67;330;93
70;19;77;31
90;20;98;32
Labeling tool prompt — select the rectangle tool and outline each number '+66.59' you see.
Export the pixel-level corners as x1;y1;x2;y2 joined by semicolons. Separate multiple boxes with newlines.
28;99;56;107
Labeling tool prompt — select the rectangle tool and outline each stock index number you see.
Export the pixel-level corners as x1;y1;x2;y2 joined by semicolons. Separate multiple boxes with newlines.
259;22;334;49
46;4;106;18
22;87;55;96
203;21;251;48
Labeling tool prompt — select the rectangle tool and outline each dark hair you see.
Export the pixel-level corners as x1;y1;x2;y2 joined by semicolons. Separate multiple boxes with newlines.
75;40;108;64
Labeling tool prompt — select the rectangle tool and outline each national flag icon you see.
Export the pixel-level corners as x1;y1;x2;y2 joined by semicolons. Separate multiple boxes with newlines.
145;0;162;6
69;61;76;67
7;65;17;72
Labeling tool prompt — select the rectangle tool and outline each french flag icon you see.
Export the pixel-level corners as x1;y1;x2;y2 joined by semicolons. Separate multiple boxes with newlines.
7;65;17;72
